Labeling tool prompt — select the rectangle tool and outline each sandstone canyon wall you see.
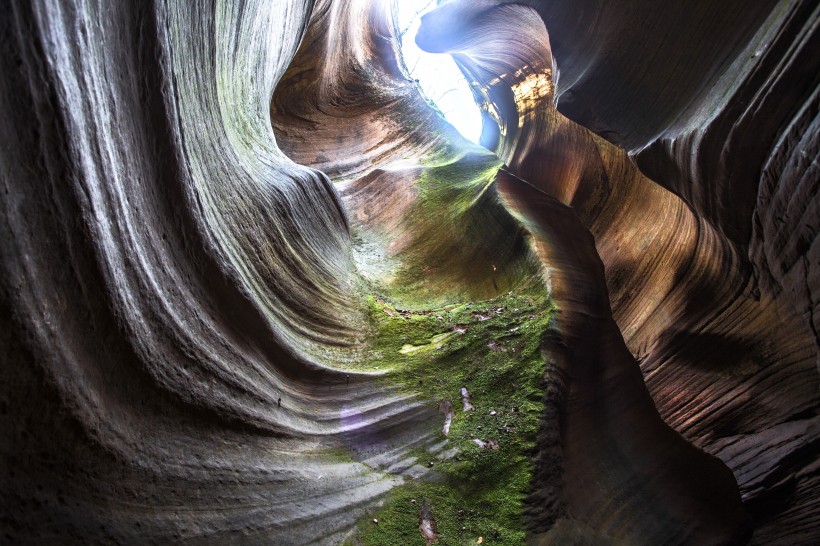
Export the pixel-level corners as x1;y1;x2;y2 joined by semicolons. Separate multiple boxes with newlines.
1;0;817;544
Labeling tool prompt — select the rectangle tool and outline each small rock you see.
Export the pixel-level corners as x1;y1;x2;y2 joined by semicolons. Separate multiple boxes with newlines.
373;518;379;524
489;410;497;416
461;387;475;412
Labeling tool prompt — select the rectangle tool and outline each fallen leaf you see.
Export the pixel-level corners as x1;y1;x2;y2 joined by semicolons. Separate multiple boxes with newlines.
472;438;499;451
439;400;454;436
487;341;507;352
419;498;440;545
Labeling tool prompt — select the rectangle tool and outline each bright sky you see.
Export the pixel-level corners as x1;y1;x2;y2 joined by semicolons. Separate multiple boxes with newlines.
396;0;483;144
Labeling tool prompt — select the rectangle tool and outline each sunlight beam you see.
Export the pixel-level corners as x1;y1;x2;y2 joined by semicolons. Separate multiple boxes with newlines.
396;1;483;144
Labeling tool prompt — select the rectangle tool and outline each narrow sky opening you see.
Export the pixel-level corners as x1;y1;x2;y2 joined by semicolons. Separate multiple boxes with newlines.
396;1;483;144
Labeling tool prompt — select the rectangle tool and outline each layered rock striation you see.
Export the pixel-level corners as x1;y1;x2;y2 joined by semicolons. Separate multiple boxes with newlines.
1;0;817;544
416;1;818;542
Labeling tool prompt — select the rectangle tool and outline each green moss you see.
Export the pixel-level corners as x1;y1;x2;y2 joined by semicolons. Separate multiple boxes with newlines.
346;280;555;545
380;150;538;308
336;125;553;543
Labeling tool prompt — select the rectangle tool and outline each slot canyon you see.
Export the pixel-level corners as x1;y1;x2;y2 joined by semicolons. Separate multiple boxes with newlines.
1;0;818;544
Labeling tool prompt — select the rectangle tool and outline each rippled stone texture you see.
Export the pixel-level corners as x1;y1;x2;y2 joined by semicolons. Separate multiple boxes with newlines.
0;1;436;543
416;1;818;543
2;0;818;544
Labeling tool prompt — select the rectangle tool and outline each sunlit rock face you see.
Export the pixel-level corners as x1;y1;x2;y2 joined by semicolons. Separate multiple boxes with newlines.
1;0;817;545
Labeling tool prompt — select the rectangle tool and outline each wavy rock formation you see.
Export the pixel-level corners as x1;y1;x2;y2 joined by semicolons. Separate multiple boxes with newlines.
1;1;438;543
417;1;818;542
2;0;818;544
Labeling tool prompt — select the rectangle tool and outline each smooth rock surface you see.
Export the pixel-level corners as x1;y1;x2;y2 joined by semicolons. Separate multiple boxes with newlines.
1;0;817;544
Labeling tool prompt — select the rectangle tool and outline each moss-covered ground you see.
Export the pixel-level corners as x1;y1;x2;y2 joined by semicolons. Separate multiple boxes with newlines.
381;149;534;307
345;279;554;545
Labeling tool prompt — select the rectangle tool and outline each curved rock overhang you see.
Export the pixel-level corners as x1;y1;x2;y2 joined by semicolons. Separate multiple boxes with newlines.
1;0;817;544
